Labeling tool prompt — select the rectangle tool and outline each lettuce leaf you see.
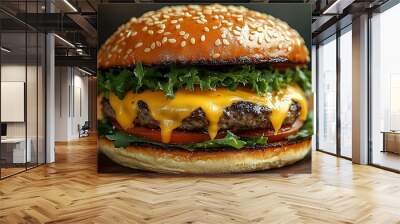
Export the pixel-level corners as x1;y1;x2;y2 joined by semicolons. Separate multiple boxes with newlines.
183;131;246;150
102;125;268;150
98;64;311;98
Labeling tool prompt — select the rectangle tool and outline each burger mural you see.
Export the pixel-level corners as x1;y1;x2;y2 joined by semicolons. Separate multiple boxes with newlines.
97;4;312;174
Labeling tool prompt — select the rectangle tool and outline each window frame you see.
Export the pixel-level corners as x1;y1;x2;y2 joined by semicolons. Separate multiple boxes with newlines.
367;0;400;173
315;24;353;161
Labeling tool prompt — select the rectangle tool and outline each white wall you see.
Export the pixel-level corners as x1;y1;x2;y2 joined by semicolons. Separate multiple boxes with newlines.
1;63;46;164
0;65;41;138
55;67;89;141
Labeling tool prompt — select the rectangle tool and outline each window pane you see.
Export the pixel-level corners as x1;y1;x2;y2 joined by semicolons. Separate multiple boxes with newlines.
1;31;27;177
371;4;400;171
339;28;352;158
317;36;337;154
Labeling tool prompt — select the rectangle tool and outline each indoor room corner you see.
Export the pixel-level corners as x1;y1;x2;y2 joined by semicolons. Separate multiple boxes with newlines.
54;66;97;143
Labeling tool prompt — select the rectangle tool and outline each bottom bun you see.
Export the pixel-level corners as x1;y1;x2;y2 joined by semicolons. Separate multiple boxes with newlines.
98;138;311;174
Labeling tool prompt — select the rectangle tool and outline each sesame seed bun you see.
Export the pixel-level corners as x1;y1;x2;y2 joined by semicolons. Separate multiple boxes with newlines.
97;4;309;68
98;137;311;174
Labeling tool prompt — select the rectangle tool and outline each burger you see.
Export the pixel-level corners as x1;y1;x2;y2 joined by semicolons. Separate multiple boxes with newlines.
97;4;312;174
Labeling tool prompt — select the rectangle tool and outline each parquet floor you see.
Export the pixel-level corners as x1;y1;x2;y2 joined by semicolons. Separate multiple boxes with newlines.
1;135;400;224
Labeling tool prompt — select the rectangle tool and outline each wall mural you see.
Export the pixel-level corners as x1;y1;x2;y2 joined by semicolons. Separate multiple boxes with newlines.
97;3;312;174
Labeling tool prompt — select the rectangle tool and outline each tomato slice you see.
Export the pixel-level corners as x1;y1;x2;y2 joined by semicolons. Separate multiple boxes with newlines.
126;127;210;144
125;120;304;144
236;120;304;142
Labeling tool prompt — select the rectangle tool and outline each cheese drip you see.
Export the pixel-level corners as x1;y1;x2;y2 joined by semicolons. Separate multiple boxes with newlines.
108;85;308;143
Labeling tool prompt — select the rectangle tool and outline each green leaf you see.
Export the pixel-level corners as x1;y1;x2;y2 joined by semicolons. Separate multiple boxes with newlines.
185;131;246;150
97;119;114;136
134;62;145;91
111;69;136;99
242;135;268;147
97;64;312;98
103;130;268;151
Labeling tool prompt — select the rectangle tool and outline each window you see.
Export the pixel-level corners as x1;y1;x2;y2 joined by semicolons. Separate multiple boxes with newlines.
370;3;400;171
317;35;337;154
0;1;46;179
339;26;352;158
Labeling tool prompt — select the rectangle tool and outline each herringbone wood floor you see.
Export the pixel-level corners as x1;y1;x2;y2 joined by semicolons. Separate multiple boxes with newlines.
1;135;400;224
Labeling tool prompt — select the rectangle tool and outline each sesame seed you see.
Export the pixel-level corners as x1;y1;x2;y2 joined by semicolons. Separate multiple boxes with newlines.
156;41;161;47
179;31;186;36
164;32;171;35
127;49;133;54
203;9;212;15
200;35;206;42
215;39;222;46
180;41;186;47
151;42;156;49
278;43;283;49
222;39;229;45
190;37;196;44
176;24;181;29
132;31;138;36
178;18;183;21
213;53;220;59
171;20;178;24
221;33;227;38
142;26;148;31
257;36;263;44
168;38;177;43
144;48;151;53
162;37;168;43
257;27;263;32
265;35;270;42
233;30;241;36
148;30;154;35
157;29;164;34
135;42;143;48
212;25;218;30
288;46;292;52
204;27;210;32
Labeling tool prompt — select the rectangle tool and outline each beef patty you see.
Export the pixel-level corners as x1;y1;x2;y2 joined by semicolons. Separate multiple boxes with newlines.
102;99;301;132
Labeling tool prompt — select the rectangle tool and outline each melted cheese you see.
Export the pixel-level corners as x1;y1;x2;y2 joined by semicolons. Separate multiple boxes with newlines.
108;85;308;143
